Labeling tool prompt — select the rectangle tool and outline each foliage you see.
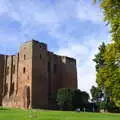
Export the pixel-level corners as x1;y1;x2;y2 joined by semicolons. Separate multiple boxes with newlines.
93;42;106;71
94;0;120;43
96;43;120;107
93;0;120;109
56;88;73;110
56;88;89;110
100;0;120;43
90;86;103;102
94;42;120;111
100;101;107;109
72;90;90;110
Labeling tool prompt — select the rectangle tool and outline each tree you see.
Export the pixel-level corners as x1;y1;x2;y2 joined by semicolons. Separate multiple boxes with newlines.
93;42;106;101
94;0;120;43
103;43;120;108
72;89;83;109
101;0;120;43
93;42;106;71
90;86;104;112
56;88;73;110
94;42;120;110
56;88;89;110
93;0;120;110
81;91;90;104
72;90;89;109
90;86;103;102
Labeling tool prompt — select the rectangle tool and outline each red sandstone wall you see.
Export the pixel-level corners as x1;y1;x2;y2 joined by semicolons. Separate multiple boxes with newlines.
2;41;32;109
48;52;62;106
17;42;32;108
60;57;77;88
32;41;49;108
2;55;13;107
0;55;5;105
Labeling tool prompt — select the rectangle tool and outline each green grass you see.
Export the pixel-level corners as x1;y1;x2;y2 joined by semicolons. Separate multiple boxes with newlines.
0;107;120;120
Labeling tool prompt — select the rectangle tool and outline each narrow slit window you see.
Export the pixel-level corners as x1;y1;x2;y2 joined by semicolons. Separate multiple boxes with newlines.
24;55;26;60
23;67;26;74
48;62;50;72
54;64;57;73
40;54;42;60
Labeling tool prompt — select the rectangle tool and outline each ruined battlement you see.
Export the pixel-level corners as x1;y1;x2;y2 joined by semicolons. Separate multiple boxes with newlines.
0;40;77;109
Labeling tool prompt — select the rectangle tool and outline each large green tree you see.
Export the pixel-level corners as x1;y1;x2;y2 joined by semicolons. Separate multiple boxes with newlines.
57;88;89;110
94;43;120;108
93;0;120;109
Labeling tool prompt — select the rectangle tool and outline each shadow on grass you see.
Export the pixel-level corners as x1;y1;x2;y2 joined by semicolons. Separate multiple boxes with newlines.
0;107;9;111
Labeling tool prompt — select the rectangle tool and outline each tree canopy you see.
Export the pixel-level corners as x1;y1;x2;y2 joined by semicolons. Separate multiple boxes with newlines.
57;88;89;110
94;42;120;109
94;0;120;43
93;0;120;110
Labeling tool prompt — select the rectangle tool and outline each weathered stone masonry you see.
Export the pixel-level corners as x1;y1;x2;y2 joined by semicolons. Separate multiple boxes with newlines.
0;40;77;109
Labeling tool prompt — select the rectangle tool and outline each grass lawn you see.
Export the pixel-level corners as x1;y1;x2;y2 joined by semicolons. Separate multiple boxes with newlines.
0;107;120;120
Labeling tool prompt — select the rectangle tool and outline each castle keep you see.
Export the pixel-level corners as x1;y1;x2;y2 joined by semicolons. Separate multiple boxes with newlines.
0;40;77;109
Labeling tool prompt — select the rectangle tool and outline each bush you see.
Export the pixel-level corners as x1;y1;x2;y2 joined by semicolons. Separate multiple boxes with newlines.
100;101;107;110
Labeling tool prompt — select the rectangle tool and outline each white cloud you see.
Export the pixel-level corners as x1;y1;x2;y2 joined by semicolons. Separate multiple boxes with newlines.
0;0;103;29
0;0;104;45
76;1;103;23
0;0;110;94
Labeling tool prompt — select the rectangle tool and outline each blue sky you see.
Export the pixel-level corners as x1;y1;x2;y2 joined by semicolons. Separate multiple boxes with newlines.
0;0;110;94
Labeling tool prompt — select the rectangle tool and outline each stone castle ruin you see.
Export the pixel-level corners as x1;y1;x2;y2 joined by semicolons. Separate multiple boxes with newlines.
0;40;77;109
